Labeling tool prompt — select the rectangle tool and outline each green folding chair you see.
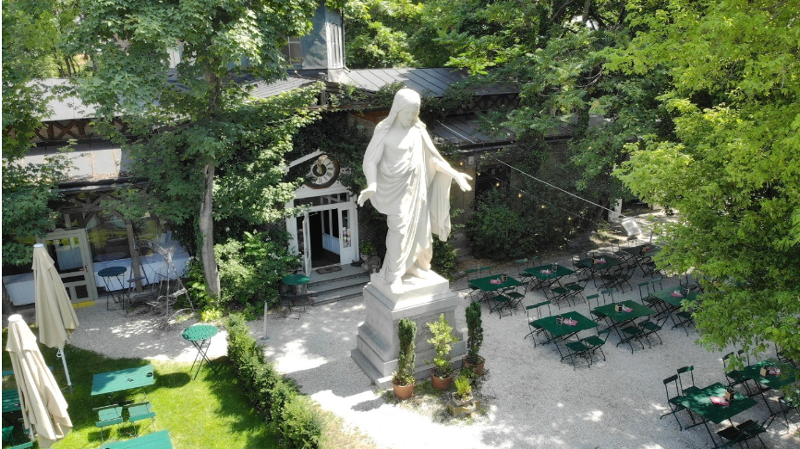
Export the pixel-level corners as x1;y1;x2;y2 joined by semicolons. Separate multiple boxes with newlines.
523;301;552;346
94;404;124;441
125;401;156;436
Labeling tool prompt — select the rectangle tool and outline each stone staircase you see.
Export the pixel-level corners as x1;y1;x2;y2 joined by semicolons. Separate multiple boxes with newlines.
307;266;370;305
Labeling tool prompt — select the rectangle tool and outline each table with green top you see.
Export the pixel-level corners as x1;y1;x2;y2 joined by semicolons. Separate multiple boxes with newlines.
575;256;623;285
2;389;20;413
740;360;797;414
98;429;173;449
650;288;700;309
523;264;575;290
531;310;598;345
469;274;522;293
674;382;757;446
620;245;661;274
181;324;219;379
592;300;655;352
92;365;155;400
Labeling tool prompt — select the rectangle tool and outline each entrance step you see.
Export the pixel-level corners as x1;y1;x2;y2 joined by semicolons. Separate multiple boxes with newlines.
307;268;369;305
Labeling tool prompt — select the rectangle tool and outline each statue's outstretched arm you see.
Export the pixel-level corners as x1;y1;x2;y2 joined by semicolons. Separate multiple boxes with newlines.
358;138;385;207
432;157;473;192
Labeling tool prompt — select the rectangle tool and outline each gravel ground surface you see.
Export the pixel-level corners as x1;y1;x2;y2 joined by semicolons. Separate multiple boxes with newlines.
65;258;799;449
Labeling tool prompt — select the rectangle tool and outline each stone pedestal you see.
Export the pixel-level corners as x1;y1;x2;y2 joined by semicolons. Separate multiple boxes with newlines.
351;271;465;388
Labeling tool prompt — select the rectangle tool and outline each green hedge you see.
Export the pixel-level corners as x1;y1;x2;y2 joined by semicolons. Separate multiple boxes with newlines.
226;313;324;448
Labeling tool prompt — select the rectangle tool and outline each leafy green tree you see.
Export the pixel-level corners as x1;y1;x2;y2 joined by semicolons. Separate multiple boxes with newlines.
65;0;321;297
343;0;422;68
2;0;81;266
611;0;800;362
1;156;72;266
2;0;81;159
421;1;673;249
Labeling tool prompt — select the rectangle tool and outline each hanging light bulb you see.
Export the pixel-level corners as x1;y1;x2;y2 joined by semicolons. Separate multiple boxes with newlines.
518;192;523;198
496;182;501;187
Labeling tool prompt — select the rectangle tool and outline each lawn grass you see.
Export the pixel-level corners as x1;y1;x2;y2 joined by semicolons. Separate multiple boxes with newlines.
2;326;278;449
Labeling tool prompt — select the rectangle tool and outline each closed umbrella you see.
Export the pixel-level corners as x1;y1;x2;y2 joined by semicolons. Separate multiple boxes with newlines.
6;314;73;448
33;243;79;393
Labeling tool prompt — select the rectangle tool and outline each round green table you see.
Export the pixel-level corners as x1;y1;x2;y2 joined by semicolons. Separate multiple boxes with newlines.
181;324;219;379
282;274;310;286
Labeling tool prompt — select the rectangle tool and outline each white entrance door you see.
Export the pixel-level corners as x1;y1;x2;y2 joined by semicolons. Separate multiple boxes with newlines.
338;206;357;264
41;229;99;304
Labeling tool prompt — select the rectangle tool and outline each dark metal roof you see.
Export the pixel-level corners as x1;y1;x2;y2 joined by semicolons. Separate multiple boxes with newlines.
342;68;516;97
247;76;319;98
430;115;515;150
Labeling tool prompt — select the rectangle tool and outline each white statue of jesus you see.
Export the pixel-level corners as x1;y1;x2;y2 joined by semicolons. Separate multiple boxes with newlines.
358;88;472;292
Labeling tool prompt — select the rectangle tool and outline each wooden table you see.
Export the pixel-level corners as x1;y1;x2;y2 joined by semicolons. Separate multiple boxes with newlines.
98;429;173;448
674;382;757;447
92;365;155;399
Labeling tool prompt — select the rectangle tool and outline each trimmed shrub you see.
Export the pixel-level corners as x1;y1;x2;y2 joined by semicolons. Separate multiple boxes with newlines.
225;313;324;448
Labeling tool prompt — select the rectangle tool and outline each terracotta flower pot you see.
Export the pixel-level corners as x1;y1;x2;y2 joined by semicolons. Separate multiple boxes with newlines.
463;356;485;376
393;381;415;400
431;370;454;390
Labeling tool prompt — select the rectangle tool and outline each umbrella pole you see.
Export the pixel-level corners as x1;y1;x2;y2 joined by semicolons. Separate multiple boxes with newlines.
57;348;73;394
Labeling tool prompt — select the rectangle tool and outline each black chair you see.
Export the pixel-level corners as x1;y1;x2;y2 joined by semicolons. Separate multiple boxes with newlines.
562;339;593;370
660;375;692;430
523;301;552;346
676;365;701;396
638;315;668;348
722;351;754;396
579;328;612;365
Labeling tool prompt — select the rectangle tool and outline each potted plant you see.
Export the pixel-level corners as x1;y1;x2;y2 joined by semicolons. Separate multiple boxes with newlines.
447;371;479;417
463;301;485;375
392;318;416;400
452;372;473;405
360;241;376;260
426;314;458;390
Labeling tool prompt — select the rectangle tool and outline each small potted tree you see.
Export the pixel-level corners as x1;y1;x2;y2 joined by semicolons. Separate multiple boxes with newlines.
392;318;416;400
426;314;458;390
463;301;485;375
448;371;479;417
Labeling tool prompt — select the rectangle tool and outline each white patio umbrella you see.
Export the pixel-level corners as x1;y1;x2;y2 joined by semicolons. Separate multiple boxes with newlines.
32;243;80;393
6;314;73;448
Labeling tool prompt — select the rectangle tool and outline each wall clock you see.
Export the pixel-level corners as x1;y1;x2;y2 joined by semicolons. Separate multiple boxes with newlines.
306;154;340;189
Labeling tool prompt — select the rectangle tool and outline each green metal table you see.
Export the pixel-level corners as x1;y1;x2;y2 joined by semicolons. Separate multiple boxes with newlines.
98;266;128;311
575;256;623;286
282;274;310;287
469;274;523;305
181;324;219;379
592;300;655;352
620;244;661;275
2;389;20;413
523;264;575;290
98;429;173;449
674;382;757;447
650;288;700;308
740;360;797;414
92;365;155;400
469;274;522;293
531;311;598;344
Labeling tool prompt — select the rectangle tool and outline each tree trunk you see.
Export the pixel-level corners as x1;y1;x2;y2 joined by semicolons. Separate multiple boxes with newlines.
199;162;221;297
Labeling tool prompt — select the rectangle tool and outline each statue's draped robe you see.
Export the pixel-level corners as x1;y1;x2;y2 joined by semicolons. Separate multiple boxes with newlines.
363;115;453;284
